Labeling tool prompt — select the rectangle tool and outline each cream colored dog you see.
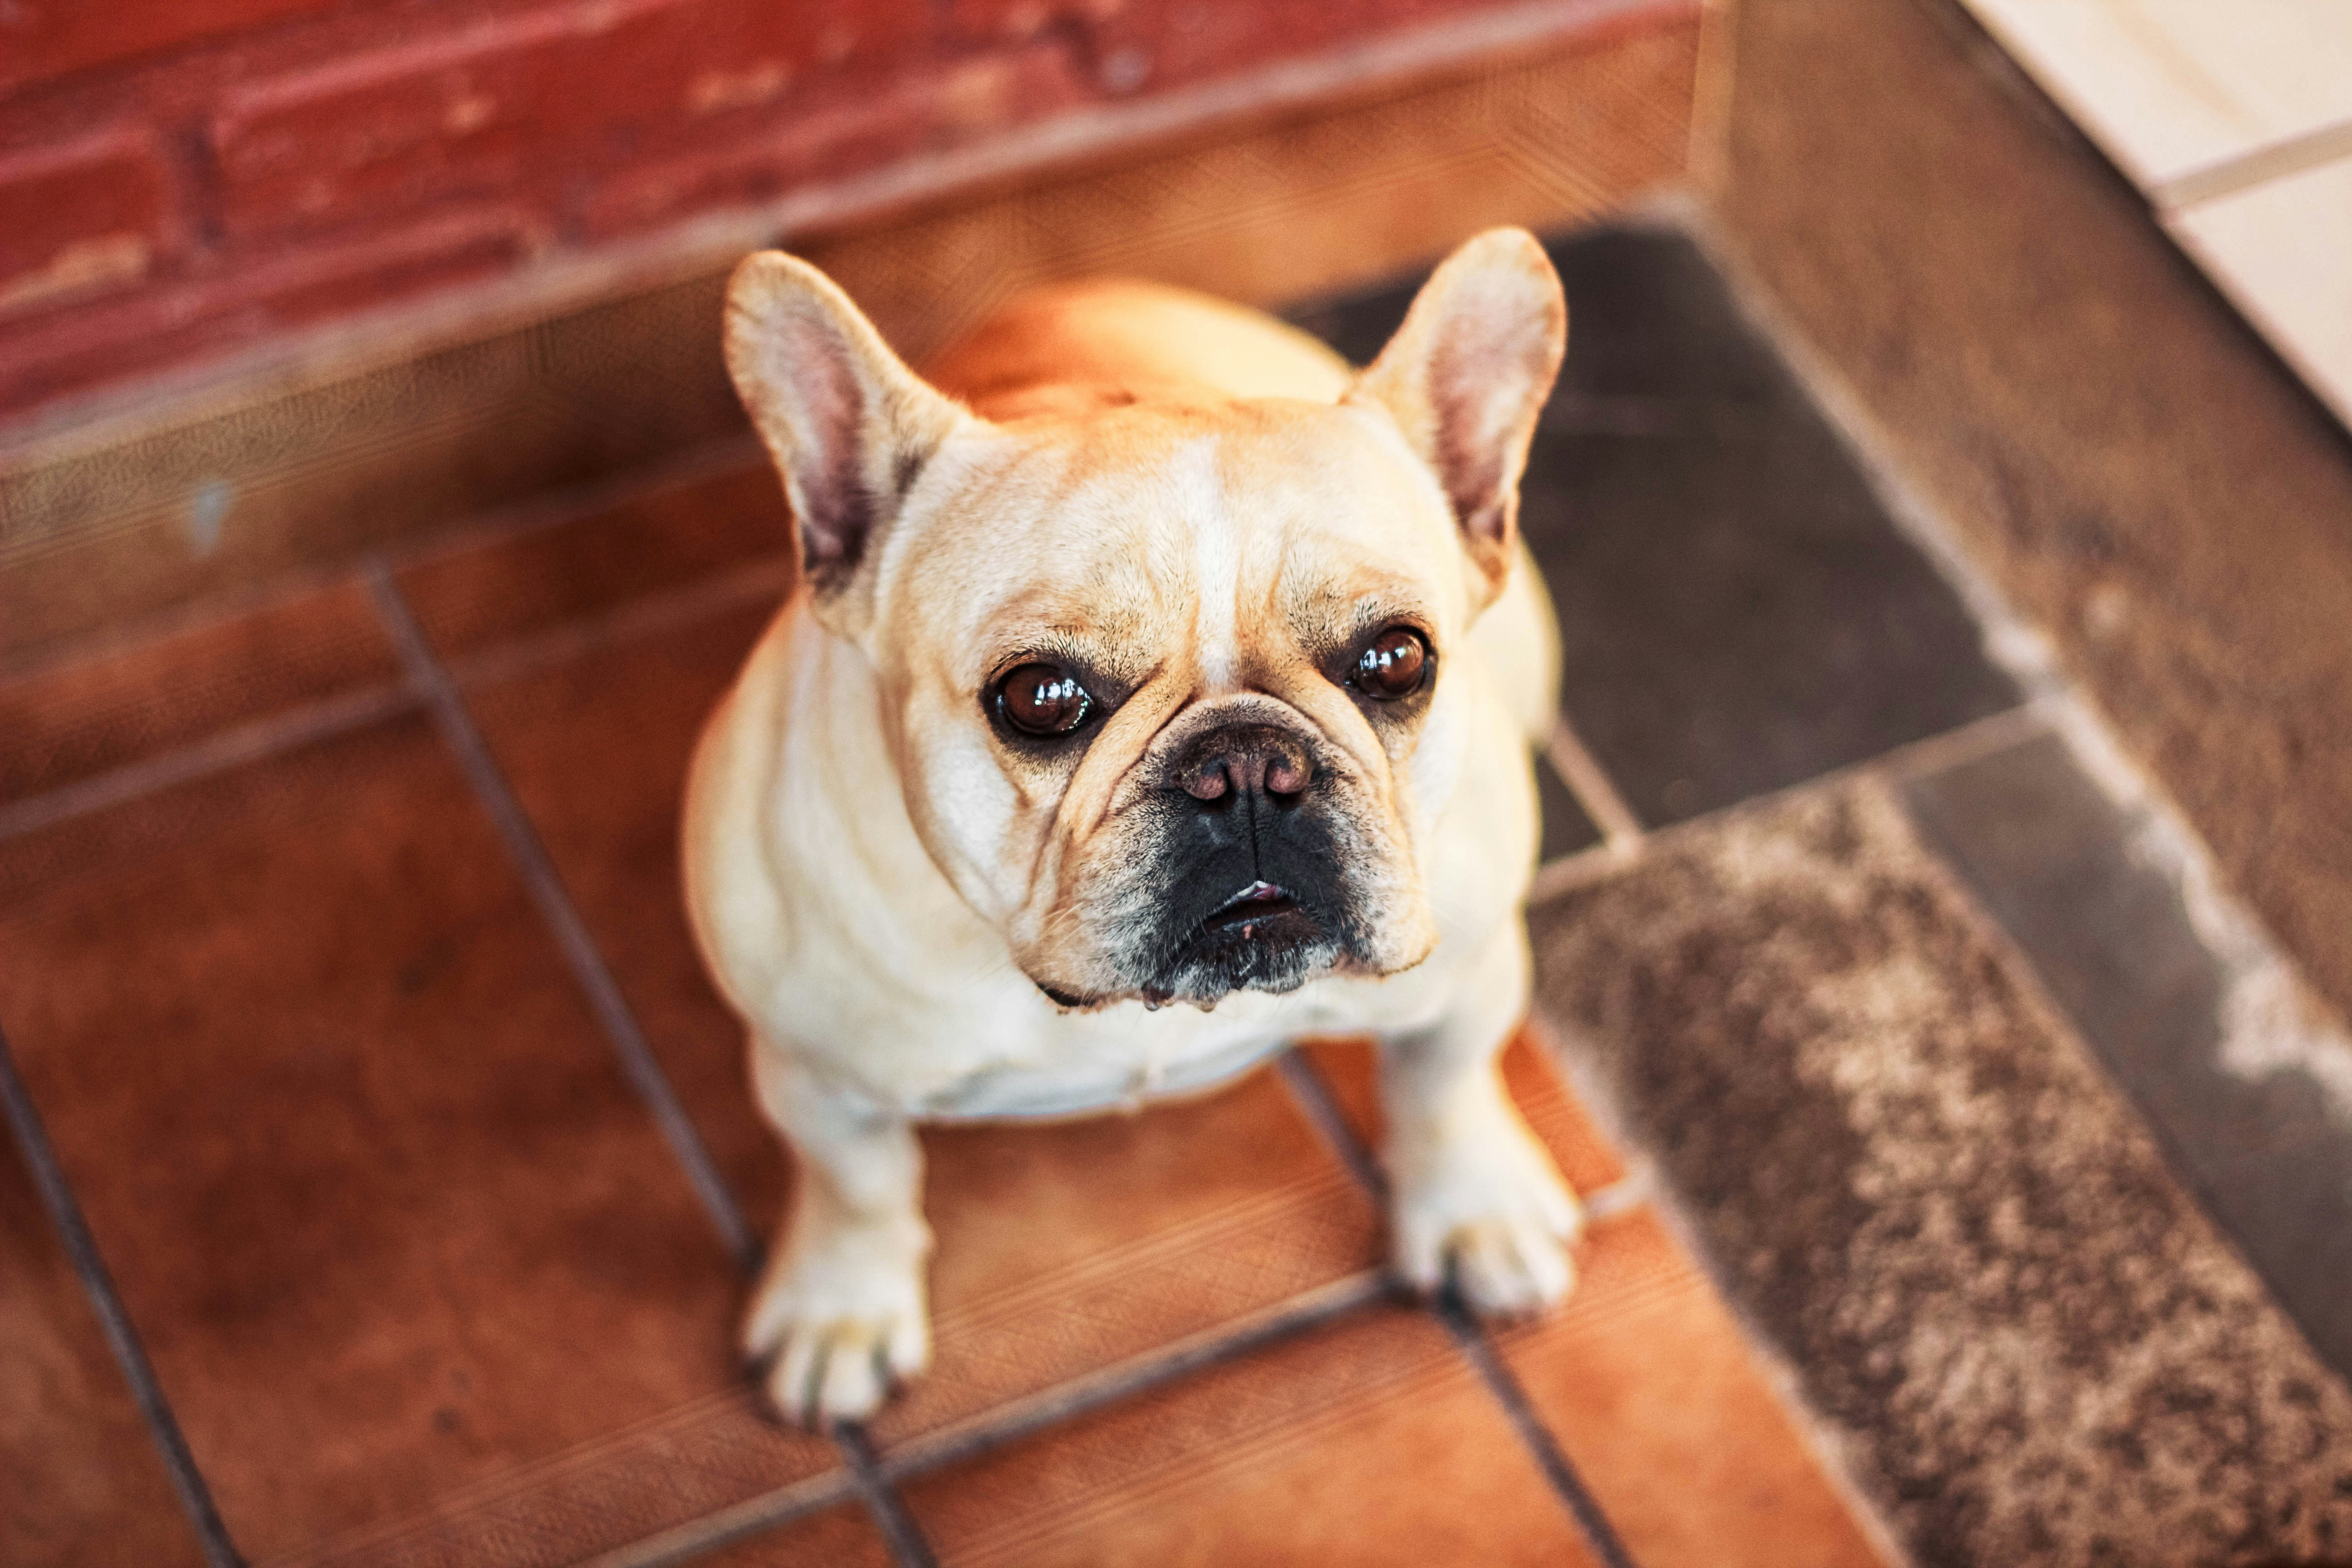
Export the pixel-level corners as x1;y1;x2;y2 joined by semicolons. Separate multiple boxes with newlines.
683;229;1580;1426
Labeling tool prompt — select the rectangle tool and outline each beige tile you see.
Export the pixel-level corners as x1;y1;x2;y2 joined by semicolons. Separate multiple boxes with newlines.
1962;0;2352;191
2169;155;2352;423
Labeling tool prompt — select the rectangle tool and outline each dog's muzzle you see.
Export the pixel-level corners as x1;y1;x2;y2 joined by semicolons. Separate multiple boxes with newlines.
1138;720;1362;1004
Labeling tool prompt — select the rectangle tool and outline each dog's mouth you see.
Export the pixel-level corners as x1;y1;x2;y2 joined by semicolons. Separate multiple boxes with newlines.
1032;882;1323;1012
1169;877;1325;981
1200;879;1303;938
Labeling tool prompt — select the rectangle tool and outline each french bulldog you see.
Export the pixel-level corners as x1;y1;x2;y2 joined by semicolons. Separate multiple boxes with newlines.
683;228;1580;1427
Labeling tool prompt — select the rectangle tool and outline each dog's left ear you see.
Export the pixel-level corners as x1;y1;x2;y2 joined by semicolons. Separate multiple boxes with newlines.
724;251;970;635
1347;228;1566;608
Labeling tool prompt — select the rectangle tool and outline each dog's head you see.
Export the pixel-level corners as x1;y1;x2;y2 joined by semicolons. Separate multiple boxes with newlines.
724;231;1563;1009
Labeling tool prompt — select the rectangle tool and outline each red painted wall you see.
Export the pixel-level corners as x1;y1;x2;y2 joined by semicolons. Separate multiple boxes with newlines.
0;0;1530;426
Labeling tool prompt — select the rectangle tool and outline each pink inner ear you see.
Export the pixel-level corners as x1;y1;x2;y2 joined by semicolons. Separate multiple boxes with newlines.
789;319;880;585
1427;310;1551;544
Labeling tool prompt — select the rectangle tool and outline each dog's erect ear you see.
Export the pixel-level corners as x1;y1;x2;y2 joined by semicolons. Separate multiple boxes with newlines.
1347;229;1566;606
724;252;966;627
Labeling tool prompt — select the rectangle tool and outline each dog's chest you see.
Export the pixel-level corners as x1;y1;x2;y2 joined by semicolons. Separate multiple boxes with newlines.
877;978;1403;1122
910;1023;1286;1119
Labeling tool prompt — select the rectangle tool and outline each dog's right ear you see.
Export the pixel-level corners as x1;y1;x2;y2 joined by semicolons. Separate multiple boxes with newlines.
724;252;968;632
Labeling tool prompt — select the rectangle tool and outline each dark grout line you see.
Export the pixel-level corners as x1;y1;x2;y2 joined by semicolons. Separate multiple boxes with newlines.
875;1269;1392;1485
600;1272;1392;1568
1274;1049;1643;1568
575;1470;859;1568
1545;715;1646;853
372;433;773;577
834;1424;942;1568
1525;700;2053;908
362;559;763;1273
0;546;789;848
0;1019;247;1568
1276;1050;1387;1196
1870;698;2055;783
1437;1300;1641;1568
439;557;793;694
0;681;416;843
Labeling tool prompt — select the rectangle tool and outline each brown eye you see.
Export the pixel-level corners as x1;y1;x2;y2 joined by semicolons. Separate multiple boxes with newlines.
994;663;1093;737
1352;628;1429;701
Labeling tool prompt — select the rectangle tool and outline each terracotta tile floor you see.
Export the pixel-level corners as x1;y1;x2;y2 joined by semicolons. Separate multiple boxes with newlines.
16;219;2352;1567
0;379;1884;1567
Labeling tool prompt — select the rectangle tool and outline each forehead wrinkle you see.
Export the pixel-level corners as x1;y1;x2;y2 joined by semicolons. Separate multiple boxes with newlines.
1267;515;1441;673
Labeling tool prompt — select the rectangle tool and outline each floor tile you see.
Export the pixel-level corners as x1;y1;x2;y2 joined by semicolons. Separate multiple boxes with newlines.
1287;219;1779;406
685;1502;897;1567
0;1128;206;1568
883;1065;1381;1446
1900;724;2352;1380
2169;156;2352;425
395;462;790;665
462;603;789;1235
1547;226;1795;406
1496;1208;1888;1568
1304;1028;1627;1199
274;1387;842;1568
461;605;1385;1448
898;1301;1601;1568
1529;774;2352;1566
1528;230;2023;826
1960;0;2352;191
0;716;837;1565
0;578;400;809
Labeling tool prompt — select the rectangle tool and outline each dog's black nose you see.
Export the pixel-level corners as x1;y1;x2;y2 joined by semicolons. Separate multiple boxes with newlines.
1175;724;1313;809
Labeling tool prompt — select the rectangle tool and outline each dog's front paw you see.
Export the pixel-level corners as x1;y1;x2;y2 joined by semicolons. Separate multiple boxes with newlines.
742;1219;930;1428
1391;1122;1582;1318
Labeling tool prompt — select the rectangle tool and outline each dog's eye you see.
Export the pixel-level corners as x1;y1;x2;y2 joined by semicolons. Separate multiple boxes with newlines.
994;663;1093;736
1352;628;1429;701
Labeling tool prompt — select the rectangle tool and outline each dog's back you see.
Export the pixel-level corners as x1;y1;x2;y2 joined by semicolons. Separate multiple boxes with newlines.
922;279;1353;416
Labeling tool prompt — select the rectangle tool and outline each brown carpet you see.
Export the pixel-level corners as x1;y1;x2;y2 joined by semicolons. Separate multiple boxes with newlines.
1532;777;2352;1567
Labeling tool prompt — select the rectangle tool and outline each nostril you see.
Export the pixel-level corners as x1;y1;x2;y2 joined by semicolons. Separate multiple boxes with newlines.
1183;761;1231;803
1264;756;1310;800
1172;728;1315;808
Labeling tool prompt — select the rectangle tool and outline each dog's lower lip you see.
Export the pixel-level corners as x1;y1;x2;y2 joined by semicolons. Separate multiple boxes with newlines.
1203;880;1302;936
1212;879;1290;916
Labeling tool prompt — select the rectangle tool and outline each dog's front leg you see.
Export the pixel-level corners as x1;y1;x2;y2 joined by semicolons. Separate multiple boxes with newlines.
742;1043;931;1427
1377;920;1581;1316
